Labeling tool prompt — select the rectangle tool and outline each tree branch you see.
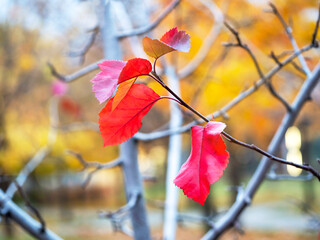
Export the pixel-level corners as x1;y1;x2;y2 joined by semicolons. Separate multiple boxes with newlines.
13;181;46;233
47;61;100;83
268;3;311;77
116;0;181;39
66;150;122;187
224;21;292;112
98;192;139;236
311;3;320;47
221;131;320;181
68;26;99;64
201;62;320;239
178;0;224;78
134;44;314;141
0;189;62;240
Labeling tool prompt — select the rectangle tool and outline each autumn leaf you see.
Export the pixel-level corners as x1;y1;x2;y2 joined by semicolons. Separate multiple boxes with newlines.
91;60;126;104
60;97;81;118
51;81;68;96
112;78;136;111
142;27;191;59
99;84;160;146
174;121;229;205
118;58;152;84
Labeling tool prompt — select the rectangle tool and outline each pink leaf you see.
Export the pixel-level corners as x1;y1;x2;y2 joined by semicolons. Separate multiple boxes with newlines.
91;60;126;104
142;27;191;59
118;58;152;84
52;81;68;96
174;121;229;205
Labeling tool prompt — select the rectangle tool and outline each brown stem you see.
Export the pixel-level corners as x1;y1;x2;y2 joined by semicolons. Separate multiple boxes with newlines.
149;69;320;181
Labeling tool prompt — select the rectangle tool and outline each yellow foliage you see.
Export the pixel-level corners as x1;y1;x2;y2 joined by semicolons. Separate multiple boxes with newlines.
18;53;35;71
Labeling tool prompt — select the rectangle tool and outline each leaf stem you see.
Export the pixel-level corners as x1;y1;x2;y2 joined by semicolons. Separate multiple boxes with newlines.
148;69;320;181
148;73;209;123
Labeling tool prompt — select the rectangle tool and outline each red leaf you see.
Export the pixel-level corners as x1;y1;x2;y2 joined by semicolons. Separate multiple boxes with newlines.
99;84;160;146
60;97;81;118
174;121;229;205
118;58;152;84
91;60;126;104
142;27;191;59
112;77;136;111
160;27;191;52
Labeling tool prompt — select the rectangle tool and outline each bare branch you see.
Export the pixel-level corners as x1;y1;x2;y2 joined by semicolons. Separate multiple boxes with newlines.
68;26;99;64
66;150;122;187
6;147;50;199
221;131;320;181
291;60;308;75
224;21;292;111
201;62;320;239
268;3;311;77
13;181;46;233
311;3;320;47
269;51;283;67
0;189;62;240
98;193;138;236
6;98;58;199
47;61;100;83
178;0;224;78
116;0;181;39
134;44;313;141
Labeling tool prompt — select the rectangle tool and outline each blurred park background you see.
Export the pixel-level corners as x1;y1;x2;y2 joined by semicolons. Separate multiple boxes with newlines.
0;0;319;239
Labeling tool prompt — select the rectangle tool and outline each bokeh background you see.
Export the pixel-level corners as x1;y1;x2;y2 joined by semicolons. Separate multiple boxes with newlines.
0;0;319;239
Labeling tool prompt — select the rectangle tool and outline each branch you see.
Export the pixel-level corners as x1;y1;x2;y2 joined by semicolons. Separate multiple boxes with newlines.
201;62;320;239
6;147;50;199
224;21;292;112
47;61;100;83
178;0;224;78
116;0;181;39
68;26;99;64
0;189;62;240
134;44;314;141
99;193;138;236
66;150;122;187
6;98;58;199
221;131;320;181
268;3;311;77
311;3;320;47
13;181;46;233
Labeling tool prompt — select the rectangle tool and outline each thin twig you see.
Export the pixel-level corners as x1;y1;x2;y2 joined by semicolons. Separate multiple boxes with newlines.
47;61;100;83
151;65;320;180
68;26;99;64
224;21;292;112
178;0;224;78
13;181;46;233
98;193;138;236
268;3;311;77
269;51;283;67
66;150;122;187
134;44;314;141
221;131;320;181
201;62;320;240
117;0;181;39
311;3;320;47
